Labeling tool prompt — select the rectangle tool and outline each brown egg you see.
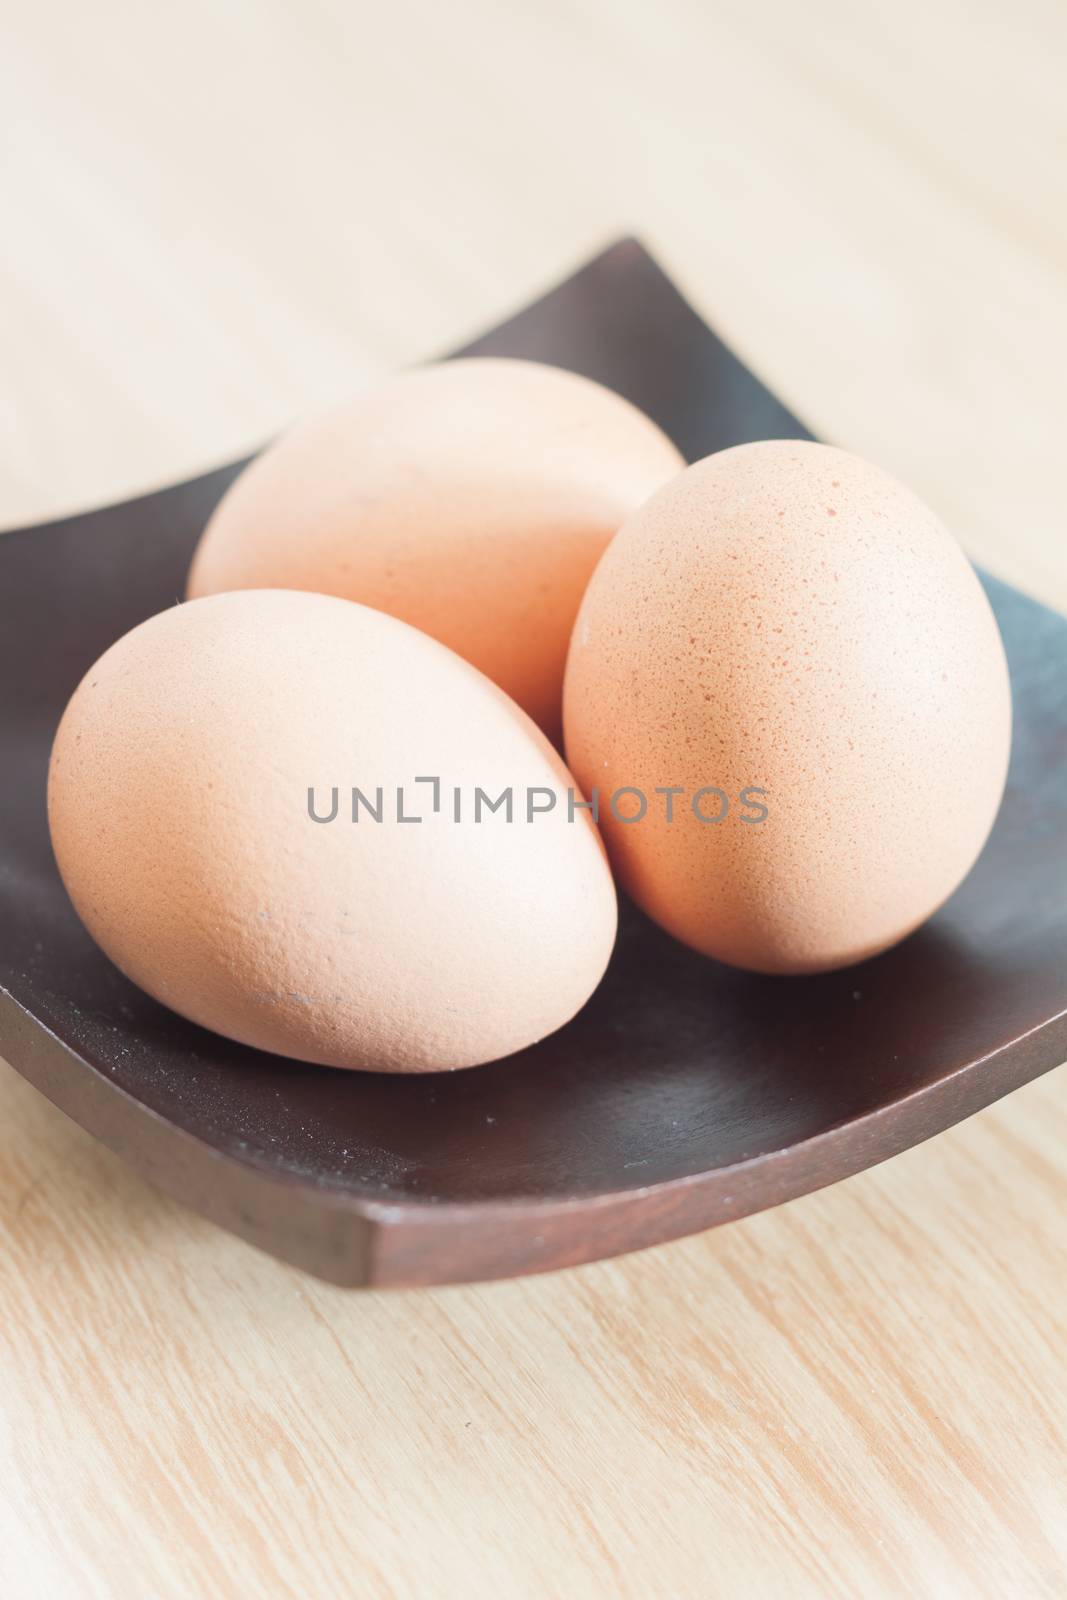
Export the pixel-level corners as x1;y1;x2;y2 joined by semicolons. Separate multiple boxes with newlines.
563;440;1012;975
49;590;617;1071
186;358;683;742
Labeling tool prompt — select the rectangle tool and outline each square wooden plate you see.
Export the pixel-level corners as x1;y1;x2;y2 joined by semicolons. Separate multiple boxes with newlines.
1;240;1064;1286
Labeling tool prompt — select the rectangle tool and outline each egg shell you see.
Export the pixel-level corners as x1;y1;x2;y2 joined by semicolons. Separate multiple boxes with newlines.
49;590;617;1072
563;440;1012;975
186;358;684;742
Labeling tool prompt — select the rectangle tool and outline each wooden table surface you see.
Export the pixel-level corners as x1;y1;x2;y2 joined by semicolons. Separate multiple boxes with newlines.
2;2;1065;1595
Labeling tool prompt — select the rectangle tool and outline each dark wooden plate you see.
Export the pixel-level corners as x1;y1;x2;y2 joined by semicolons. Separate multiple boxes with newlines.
1;241;1065;1287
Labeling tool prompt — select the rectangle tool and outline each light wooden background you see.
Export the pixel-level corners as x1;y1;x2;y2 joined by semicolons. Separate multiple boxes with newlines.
1;2;1065;1596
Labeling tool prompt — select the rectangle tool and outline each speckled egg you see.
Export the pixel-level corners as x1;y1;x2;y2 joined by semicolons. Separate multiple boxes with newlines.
187;358;684;742
49;589;617;1071
563;440;1012;974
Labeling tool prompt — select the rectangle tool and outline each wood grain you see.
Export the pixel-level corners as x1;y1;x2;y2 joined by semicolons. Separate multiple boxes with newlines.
1;0;1065;1594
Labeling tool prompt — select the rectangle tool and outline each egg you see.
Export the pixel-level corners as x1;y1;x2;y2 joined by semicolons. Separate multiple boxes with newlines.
186;358;683;742
49;590;617;1072
563;440;1012;975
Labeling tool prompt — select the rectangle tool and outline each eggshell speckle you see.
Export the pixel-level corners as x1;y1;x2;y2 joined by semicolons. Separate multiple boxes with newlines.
186;359;683;742
49;590;617;1071
563;441;1012;974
